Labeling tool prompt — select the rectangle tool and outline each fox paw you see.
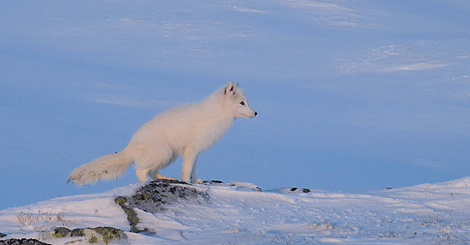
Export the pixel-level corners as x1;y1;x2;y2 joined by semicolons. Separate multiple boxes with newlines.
188;177;204;184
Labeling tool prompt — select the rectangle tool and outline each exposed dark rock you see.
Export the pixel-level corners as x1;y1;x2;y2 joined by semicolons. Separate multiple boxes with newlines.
204;180;223;184
114;196;140;233
115;180;263;233
0;234;5;238
203;180;263;191
125;179;210;213
52;227;70;238
48;227;125;244
88;227;126;244
115;179;210;232
70;228;85;237
0;239;51;245
286;187;310;193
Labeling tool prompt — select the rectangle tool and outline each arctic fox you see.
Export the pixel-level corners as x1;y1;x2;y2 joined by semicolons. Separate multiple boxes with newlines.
68;81;257;186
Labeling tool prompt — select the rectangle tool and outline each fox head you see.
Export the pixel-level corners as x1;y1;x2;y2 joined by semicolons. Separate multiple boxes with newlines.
223;81;257;119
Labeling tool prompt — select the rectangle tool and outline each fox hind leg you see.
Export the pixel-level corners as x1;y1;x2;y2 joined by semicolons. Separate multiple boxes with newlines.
134;144;177;182
136;169;150;181
157;173;178;180
148;168;177;181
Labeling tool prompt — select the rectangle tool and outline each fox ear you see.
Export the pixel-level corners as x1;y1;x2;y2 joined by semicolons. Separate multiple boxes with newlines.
224;81;236;95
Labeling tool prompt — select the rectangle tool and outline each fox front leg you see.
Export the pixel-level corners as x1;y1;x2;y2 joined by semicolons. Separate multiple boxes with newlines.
181;149;199;183
190;159;204;184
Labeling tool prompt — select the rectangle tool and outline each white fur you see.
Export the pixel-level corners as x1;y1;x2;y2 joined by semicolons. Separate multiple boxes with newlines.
68;82;257;186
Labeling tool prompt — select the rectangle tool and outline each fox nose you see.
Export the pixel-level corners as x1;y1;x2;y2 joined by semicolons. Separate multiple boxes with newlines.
254;112;258;116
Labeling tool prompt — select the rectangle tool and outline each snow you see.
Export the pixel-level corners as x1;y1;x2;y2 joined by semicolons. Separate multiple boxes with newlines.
2;178;470;244
1;0;470;243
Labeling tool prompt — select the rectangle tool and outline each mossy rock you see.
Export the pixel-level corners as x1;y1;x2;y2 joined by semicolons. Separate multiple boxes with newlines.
88;236;98;243
114;179;211;233
0;238;51;245
89;227;124;244
126;180;210;213
114;196;127;205
70;228;85;237
46;227;124;244
115;196;140;233
122;206;139;225
52;227;70;238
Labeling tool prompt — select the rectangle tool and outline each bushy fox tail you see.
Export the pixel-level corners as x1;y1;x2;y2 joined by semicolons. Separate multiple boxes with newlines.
68;148;134;186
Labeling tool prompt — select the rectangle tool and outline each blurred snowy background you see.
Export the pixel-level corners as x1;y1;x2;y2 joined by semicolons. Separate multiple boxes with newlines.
1;0;470;209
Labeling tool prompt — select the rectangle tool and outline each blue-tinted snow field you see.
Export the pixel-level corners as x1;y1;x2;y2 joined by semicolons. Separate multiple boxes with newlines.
1;0;470;243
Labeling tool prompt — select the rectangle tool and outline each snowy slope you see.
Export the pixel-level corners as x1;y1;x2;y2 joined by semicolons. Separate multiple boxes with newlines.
2;178;470;244
1;0;470;216
2;1;470;243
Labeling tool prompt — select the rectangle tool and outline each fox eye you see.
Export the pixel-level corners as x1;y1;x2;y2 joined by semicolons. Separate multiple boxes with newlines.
240;101;246;106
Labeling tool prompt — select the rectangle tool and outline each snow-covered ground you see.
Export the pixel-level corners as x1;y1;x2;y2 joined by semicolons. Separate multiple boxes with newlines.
1;1;470;242
1;178;470;244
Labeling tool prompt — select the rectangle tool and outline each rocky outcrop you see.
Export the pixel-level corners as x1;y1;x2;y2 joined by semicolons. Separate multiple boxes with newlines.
0;239;51;245
115;179;210;232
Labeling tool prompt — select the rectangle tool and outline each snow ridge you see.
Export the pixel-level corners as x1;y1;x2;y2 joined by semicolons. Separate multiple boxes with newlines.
2;178;470;244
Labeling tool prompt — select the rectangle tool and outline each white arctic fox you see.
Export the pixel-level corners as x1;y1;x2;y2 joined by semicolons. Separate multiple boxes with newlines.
68;81;257;186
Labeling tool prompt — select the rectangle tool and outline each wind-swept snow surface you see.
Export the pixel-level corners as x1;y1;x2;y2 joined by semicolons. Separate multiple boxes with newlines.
2;179;470;244
1;0;470;213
